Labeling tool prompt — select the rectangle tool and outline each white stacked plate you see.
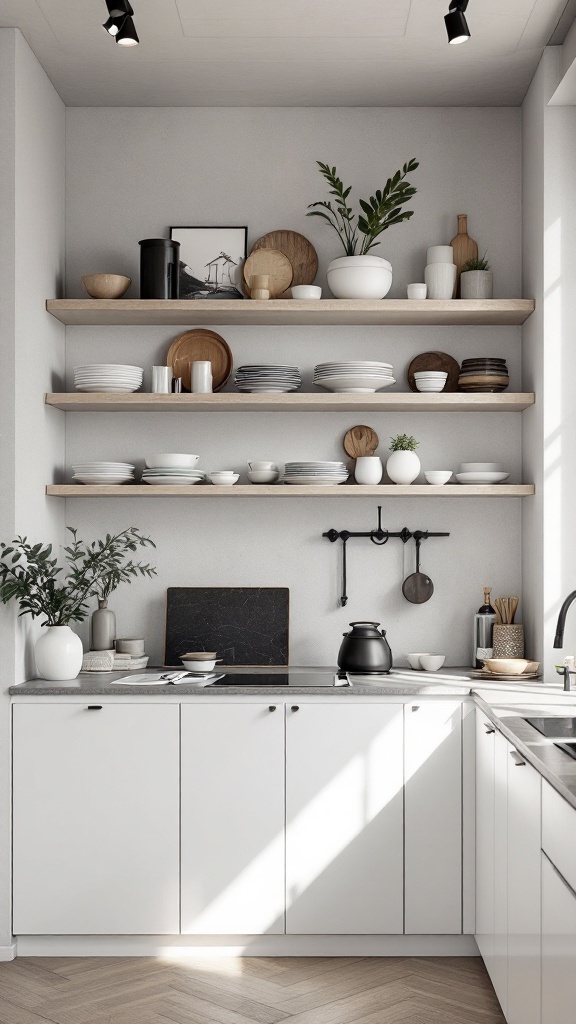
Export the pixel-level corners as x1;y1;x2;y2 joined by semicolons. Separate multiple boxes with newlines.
455;462;509;484
283;461;349;485
72;462;135;485
313;361;395;394
142;468;206;486
74;364;144;393
235;365;301;393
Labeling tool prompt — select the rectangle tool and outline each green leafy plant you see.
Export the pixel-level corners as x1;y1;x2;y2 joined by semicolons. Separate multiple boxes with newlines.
0;527;156;626
389;434;419;452
307;159;419;256
462;252;490;272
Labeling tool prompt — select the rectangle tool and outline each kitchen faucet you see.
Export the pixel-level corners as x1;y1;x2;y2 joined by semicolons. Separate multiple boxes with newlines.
553;591;576;690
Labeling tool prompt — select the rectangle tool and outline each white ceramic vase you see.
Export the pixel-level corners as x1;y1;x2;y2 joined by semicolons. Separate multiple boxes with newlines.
35;625;83;681
355;456;383;485
460;270;493;299
424;262;457;300
386;450;421;485
327;255;392;299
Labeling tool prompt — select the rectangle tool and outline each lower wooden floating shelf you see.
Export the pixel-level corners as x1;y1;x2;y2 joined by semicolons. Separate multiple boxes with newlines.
46;484;535;497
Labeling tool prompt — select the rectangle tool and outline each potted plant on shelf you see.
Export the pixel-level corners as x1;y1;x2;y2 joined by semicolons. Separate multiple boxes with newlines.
307;159;419;299
460;252;493;299
386;434;421;484
0;527;156;680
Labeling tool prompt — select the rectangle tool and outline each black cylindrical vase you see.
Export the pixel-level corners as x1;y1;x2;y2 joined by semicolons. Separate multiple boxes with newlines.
139;238;180;299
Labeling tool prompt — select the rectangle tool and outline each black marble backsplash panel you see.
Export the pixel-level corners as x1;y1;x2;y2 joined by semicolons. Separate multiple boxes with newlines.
165;587;289;666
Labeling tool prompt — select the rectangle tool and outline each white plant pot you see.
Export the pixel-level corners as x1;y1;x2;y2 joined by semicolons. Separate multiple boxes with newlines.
327;255;392;299
460;270;493;299
424;262;457;300
35;625;84;681
386;450;421;485
355;456;383;485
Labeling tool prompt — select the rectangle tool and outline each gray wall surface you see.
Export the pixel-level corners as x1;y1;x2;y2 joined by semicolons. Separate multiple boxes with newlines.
64;106;524;667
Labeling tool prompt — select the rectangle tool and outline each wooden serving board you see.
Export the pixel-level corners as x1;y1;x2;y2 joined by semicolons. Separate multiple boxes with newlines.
243;249;293;298
166;329;233;392
407;351;460;392
450;214;478;297
251;230;318;297
343;425;379;459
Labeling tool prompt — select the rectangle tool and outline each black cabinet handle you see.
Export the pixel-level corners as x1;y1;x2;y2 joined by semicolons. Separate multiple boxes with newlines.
291;705;300;712
268;705;277;712
411;705;420;712
86;705;102;711
485;725;495;734
510;750;526;766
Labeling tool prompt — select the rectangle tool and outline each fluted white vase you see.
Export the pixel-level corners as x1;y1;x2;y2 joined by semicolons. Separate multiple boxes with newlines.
424;262;457;300
35;625;83;681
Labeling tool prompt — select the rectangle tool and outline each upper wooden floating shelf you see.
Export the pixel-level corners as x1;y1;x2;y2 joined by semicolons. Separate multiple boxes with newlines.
47;484;535;498
46;298;535;327
45;392;535;414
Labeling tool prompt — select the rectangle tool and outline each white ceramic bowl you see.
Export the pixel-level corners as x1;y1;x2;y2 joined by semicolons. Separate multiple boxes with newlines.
426;246;454;265
414;371;448;379
210;472;239;485
424;471;453;485
146;453;199;469
459;462;503;473
419;655;446;672
182;659;217;672
248;461;279;471
327;256;392;299
407;653;429;670
482;658;529;676
415;381;446;393
291;285;322;299
248;471;280;483
407;283;427;299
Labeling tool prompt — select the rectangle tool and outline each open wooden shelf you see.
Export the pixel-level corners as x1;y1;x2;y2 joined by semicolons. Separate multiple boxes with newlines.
47;484;535;498
45;392;536;414
46;298;535;327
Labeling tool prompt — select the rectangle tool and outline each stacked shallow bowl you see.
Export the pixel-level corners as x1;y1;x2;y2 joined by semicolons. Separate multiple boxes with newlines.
142;453;204;486
313;361;395;394
234;365;301;393
72;462;135;484
73;364;143;393
283;461;349;485
455;462;510;484
458;358;509;393
413;371;448;393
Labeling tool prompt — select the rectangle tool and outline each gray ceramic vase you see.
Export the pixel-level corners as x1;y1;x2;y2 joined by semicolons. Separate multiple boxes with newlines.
91;599;116;651
460;270;493;299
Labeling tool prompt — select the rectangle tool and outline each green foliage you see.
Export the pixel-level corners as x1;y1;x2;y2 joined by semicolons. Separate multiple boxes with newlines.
389;434;419;452
307;159;419;256
462;252;490;272
0;527;156;626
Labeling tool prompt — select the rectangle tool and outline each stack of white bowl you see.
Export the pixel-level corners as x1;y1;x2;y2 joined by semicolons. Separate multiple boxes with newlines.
414;370;448;393
424;246;457;300
73;364;143;393
283;461;349;485
455;462;510;484
142;454;204;485
72;462;135;484
313;361;395;394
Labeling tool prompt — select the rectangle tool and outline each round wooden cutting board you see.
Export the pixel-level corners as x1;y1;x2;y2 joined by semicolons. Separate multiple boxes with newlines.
166;329;233;392
251;231;318;297
407;351;460;392
243;249;293;299
343;425;380;459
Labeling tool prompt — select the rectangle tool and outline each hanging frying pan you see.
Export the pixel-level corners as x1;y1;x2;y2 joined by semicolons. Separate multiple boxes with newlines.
402;534;434;604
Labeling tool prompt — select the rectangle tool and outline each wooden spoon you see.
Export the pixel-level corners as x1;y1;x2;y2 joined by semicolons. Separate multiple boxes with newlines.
343;425;379;459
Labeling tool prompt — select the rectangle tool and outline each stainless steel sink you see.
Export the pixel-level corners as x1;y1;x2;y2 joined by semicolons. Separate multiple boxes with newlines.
525;716;576;760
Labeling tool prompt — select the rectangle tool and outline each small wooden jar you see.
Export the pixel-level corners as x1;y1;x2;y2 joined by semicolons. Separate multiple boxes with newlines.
493;624;524;658
250;274;270;300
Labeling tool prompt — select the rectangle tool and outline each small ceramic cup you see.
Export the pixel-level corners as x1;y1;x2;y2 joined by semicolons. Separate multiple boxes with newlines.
355;456;383;485
115;638;145;656
407;283;427;300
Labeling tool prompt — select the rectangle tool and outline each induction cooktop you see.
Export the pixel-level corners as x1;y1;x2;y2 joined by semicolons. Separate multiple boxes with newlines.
208;672;346;687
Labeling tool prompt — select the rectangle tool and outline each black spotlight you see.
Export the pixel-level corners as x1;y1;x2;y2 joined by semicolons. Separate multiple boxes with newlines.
116;15;139;46
105;0;133;16
445;0;470;44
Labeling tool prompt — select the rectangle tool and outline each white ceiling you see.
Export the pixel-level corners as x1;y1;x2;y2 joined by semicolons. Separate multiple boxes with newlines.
0;0;573;106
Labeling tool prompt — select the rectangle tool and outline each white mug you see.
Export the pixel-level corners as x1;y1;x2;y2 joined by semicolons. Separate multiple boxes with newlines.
151;366;173;393
407;283;427;300
355;456;383;485
191;360;213;394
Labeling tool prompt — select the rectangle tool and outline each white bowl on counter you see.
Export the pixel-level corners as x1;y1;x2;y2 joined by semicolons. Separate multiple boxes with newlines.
182;658;220;672
407;653;429;670
419;655;446;672
146;453;199;469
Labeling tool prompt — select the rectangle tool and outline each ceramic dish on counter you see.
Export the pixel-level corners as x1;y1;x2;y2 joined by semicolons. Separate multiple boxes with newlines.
181;657;222;672
407;653;446;671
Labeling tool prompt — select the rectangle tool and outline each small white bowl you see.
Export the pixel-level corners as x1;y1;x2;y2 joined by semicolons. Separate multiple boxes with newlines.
248;471;280;484
419;655;446;672
210;472;239;485
146;453;199;469
415;381;446;393
248;462;279;471
407;653;429;670
424;471;453;485
407;283;427;300
182;659;219;672
459;462;503;473
291;285;322;300
414;371;448;378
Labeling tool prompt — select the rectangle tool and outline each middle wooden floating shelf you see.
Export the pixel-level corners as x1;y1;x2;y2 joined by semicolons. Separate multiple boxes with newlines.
46;484;535;497
45;393;536;414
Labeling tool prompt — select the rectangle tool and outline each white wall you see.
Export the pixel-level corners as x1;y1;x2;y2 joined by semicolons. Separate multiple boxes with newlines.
0;27;65;952
64;106;524;667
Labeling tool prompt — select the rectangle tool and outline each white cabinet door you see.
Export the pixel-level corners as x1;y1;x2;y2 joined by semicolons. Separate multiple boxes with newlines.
475;711;496;969
492;729;509;1015
405;700;462;934
285;703;403;935
181;703;285;935
542;853;576;1024
507;746;541;1024
12;703;179;934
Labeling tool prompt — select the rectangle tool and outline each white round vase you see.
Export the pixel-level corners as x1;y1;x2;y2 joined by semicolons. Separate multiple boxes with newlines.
327;255;392;299
386;450;421;485
35;625;83;681
355;456;383;485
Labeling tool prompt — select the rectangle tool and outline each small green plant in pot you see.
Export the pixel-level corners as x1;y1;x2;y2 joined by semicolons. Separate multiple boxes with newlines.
0;527;156;680
460;251;493;299
307;159;419;299
386;434;421;485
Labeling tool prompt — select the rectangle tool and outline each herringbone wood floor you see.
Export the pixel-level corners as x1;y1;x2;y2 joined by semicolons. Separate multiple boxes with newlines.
0;955;505;1024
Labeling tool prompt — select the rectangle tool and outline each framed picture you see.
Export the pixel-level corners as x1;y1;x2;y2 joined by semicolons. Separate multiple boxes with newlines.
170;226;247;299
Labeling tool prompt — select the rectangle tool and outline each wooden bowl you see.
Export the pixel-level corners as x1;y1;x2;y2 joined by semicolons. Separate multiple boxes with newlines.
81;274;131;299
482;658;530;675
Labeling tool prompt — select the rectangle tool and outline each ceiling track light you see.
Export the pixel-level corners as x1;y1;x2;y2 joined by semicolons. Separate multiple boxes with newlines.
103;0;139;45
445;0;471;44
105;0;133;17
115;15;139;45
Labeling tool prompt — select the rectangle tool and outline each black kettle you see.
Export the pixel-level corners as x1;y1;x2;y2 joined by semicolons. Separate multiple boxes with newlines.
338;621;393;674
